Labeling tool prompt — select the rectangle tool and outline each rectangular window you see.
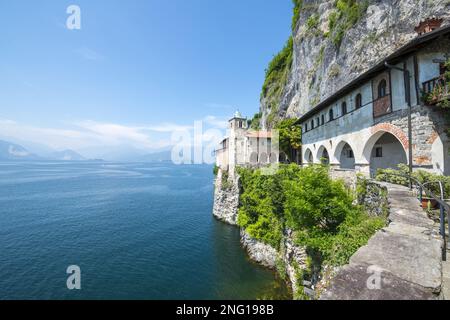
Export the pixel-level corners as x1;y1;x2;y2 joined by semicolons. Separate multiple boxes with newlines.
321;115;325;125
375;147;383;158
348;150;354;159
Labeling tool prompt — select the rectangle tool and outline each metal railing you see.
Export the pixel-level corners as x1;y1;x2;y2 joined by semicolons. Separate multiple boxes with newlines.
376;171;449;260
422;75;450;104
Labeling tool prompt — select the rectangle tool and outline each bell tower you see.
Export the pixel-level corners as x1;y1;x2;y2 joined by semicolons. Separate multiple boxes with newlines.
228;111;247;174
229;110;248;131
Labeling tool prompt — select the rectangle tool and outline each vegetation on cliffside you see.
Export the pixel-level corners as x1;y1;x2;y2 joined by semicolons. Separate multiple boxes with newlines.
260;0;303;128
261;37;294;127
326;0;369;47
275;118;302;161
261;0;370;128
237;164;386;267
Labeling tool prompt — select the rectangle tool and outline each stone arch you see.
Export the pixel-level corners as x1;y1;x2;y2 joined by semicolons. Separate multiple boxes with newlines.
363;128;408;175
334;140;356;170
317;145;330;164
362;123;409;164
269;153;278;164
259;152;268;164
249;152;258;165
304;148;314;164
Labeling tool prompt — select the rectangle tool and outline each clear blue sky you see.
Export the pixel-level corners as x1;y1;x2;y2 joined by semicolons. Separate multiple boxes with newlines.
0;0;292;155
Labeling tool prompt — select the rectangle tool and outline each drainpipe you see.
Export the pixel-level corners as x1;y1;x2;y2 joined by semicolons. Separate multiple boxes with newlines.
385;62;413;189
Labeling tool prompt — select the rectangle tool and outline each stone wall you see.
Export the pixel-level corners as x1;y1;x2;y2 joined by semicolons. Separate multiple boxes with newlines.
329;168;357;189
357;179;389;217
375;105;449;171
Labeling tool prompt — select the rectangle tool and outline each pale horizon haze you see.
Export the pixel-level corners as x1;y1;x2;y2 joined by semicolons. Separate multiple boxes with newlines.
0;0;292;160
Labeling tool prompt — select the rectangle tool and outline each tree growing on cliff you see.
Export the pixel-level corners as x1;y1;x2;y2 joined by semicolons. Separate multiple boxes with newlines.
275;118;302;161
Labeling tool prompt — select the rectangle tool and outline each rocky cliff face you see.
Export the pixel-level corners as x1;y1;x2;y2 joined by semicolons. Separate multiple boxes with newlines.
213;174;240;225
241;228;309;299
213;172;310;298
261;0;450;127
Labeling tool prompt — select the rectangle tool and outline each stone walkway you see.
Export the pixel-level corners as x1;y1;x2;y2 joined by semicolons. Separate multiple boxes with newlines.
321;183;444;300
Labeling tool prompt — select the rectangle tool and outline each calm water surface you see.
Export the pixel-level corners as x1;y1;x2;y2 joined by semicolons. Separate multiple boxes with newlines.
0;162;289;300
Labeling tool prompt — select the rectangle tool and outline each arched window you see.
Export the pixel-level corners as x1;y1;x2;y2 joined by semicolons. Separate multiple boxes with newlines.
378;79;387;98
311;120;315;129
321;114;325;125
329;109;334;121
341;102;347;116
305;123;308;132
355;93;362;109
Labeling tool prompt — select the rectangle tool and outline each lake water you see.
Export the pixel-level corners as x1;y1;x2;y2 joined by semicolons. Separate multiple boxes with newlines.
0;162;289;300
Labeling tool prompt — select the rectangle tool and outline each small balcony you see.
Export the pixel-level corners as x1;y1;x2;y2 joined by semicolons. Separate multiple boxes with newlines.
422;75;450;105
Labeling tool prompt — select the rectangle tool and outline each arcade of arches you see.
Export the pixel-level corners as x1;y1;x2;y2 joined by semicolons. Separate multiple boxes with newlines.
303;125;415;176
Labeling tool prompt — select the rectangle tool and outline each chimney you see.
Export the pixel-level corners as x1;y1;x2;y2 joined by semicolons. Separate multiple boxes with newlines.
415;18;443;35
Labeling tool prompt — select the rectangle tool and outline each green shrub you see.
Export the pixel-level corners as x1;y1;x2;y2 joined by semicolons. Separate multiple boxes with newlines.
238;164;386;267
328;0;368;47
275;118;302;160
262;37;293;100
375;164;410;187
213;164;219;176
306;14;319;30
284;165;353;233
325;215;386;266
376;163;450;199
221;171;232;191
292;0;303;32
248;112;262;130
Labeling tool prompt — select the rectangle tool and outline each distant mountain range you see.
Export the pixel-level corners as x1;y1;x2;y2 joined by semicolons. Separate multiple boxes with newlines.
0;139;175;162
47;149;86;161
137;150;172;162
0;140;86;161
0;140;41;161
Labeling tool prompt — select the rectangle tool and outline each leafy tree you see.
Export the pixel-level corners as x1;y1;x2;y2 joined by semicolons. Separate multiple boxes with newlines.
275;118;302;160
237;164;386;267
